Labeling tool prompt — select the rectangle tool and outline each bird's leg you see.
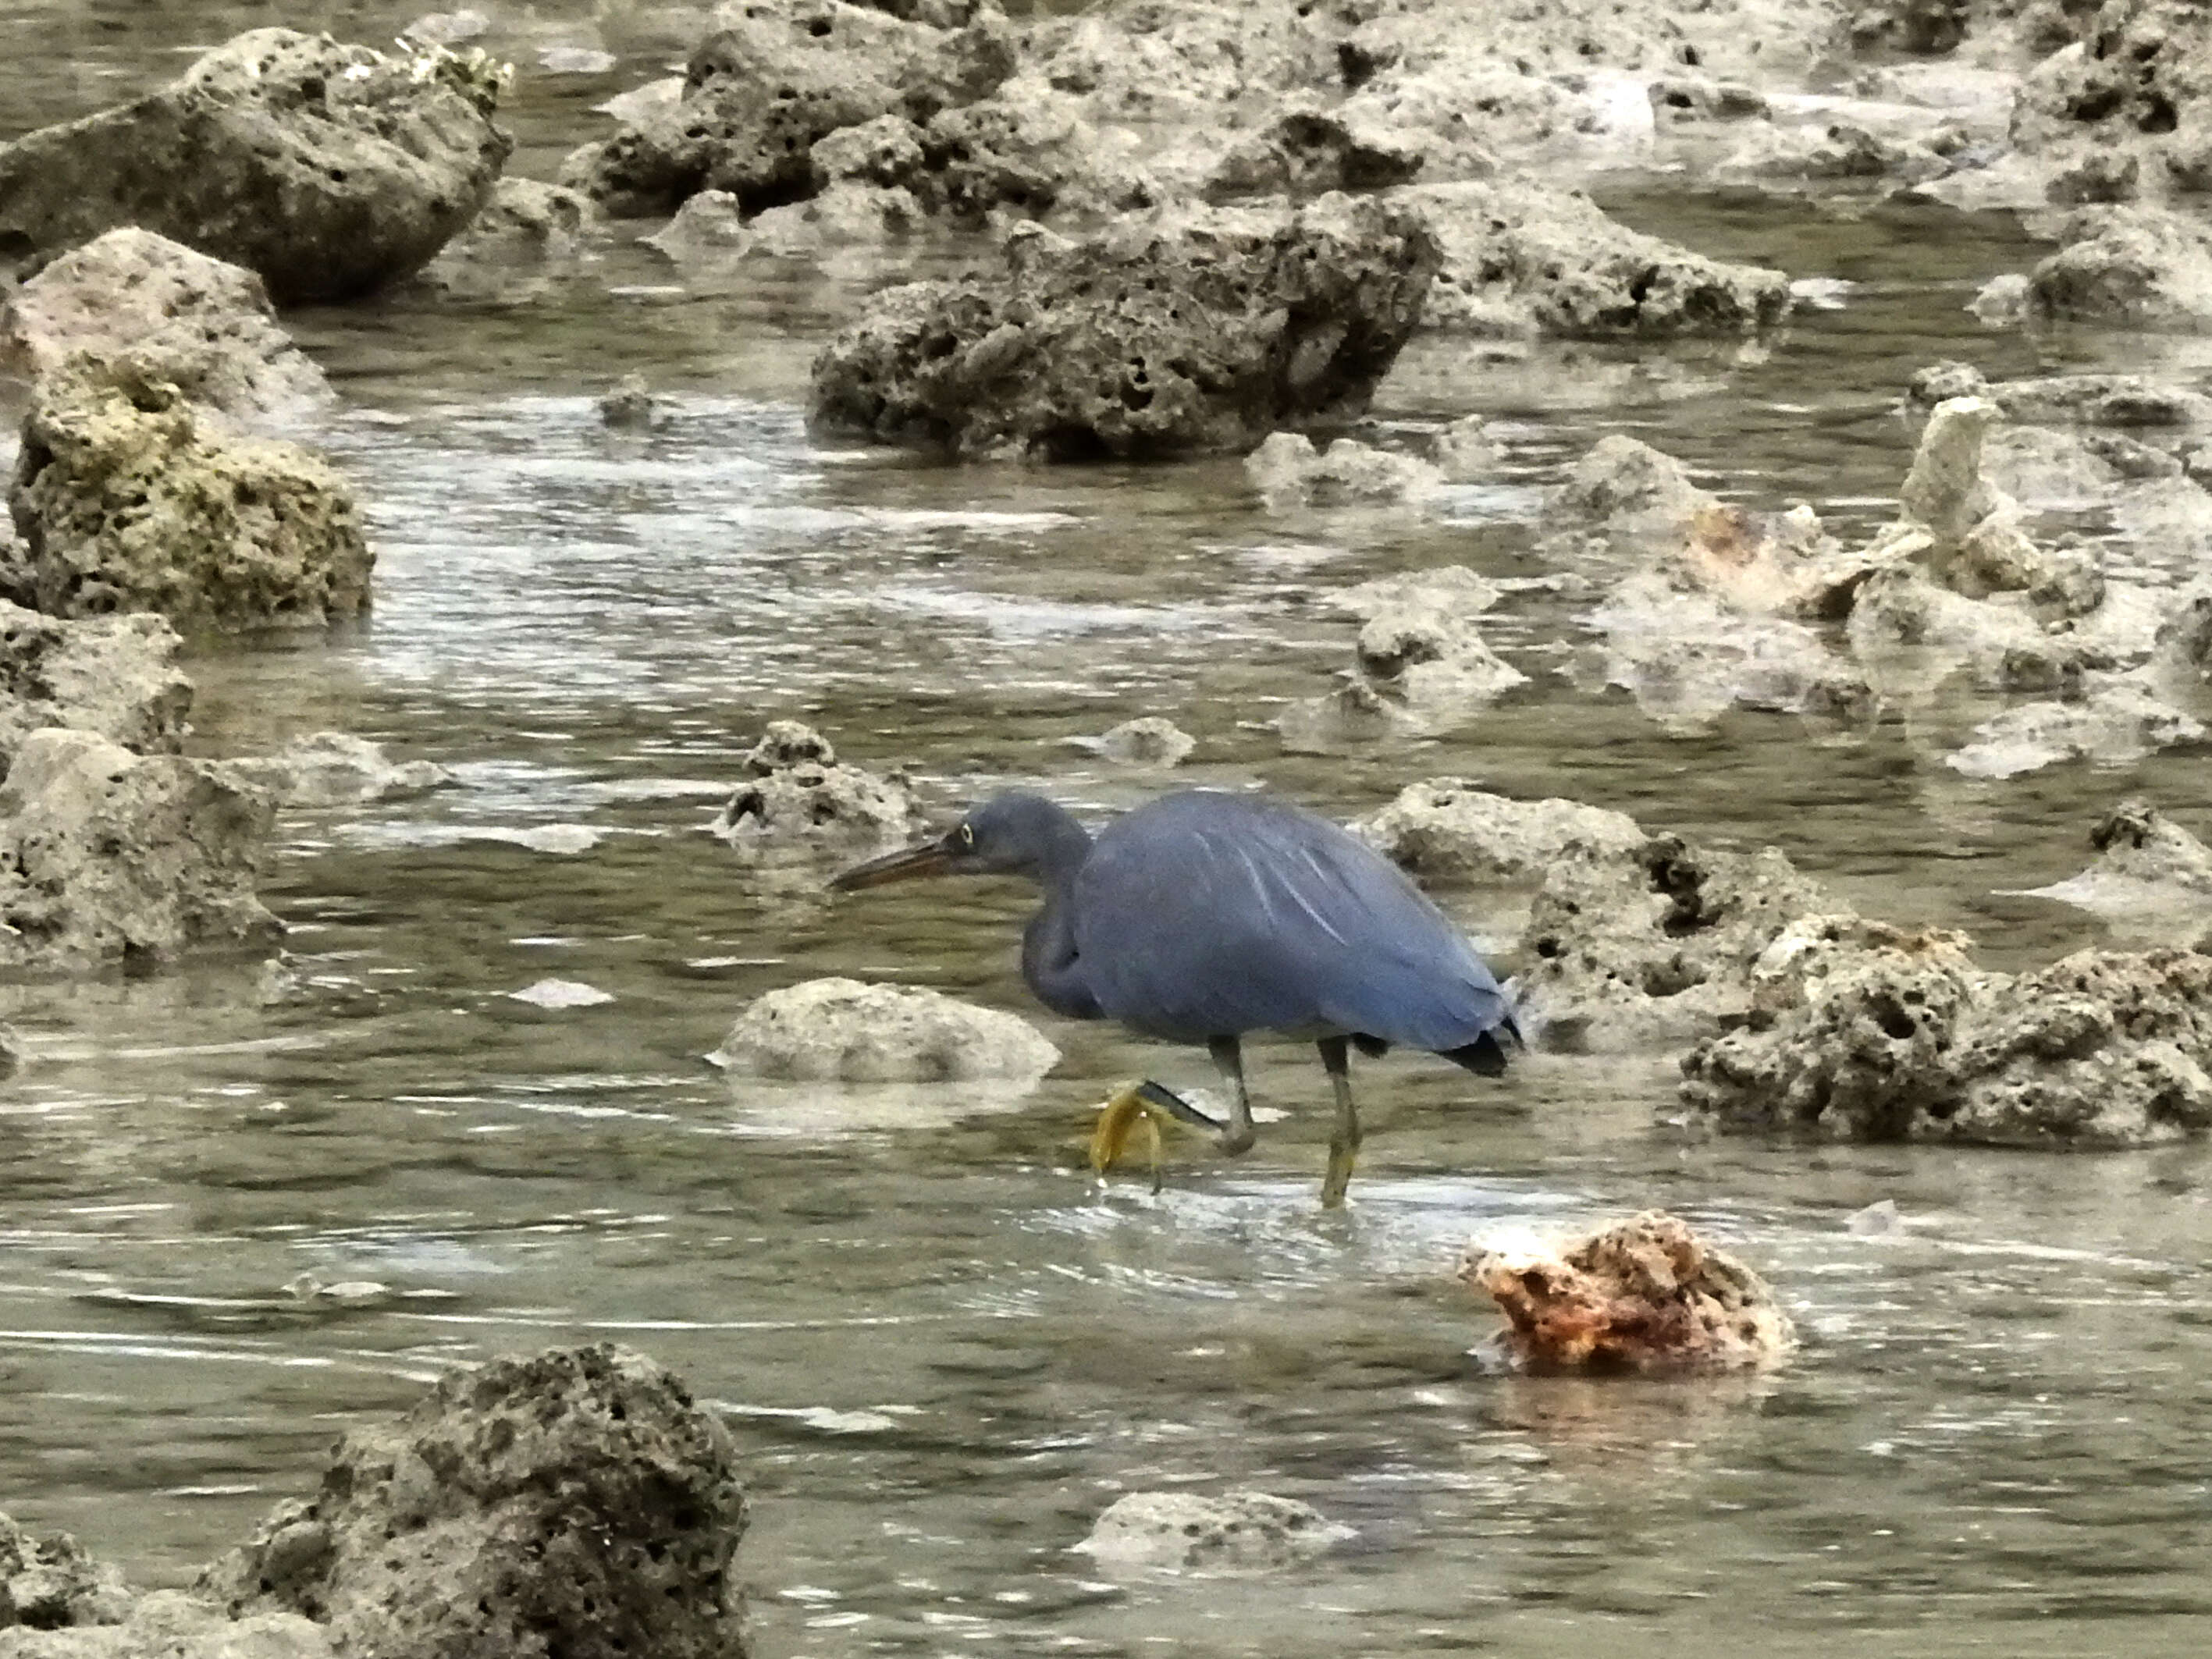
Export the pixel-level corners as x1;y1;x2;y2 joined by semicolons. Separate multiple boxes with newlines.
1210;1035;1257;1157
1318;1036;1360;1209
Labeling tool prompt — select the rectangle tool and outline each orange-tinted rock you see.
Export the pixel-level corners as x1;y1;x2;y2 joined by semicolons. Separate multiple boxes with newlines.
1461;1210;1794;1375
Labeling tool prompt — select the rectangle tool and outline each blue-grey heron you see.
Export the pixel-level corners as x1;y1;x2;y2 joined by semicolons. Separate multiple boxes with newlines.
828;788;1520;1206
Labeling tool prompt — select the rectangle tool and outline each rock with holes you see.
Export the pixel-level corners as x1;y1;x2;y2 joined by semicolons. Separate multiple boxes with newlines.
0;1592;332;1659
0;230;332;426
1513;833;1836;1052
711;719;917;849
7;362;372;632
911;87;1158;225
197;1344;749;1659
1072;1490;1353;1576
809;194;1439;460
0;602;192;776
1203;95;1424;201
1404;179;1792;339
1353;778;1645;886
1461;1210;1794;1374
0;30;510;304
560;0;1015;218
0;729;279;977
2011;0;2212;199
1678;916;1986;1139
1353;601;1527;719
708;976;1059;1082
1942;949;2212;1144
416;178;596;297
1680;923;2212;1146
0;1510;133;1630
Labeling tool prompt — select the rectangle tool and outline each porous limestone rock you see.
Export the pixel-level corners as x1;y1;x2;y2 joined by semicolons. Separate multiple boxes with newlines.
1405;179;1793;339
2011;0;2212;198
1353;602;1528;715
1353;778;1645;886
1461;1210;1794;1374
1684;940;2212;1146
0;1591;330;1659
7;364;372;633
1514;833;1836;1051
809;195;1439;460
417;178;596;293
1072;1491;1352;1575
712;720;917;847
1677;916;1986;1139
561;1;1016;218
0;603;191;775
1202;96;1425;201
199;1345;749;1659
708;976;1059;1082
2027;205;2212;328
0;729;279;976
0;30;511;303
0;1511;133;1630
1244;432;1441;509
2011;799;2212;938
0;230;331;425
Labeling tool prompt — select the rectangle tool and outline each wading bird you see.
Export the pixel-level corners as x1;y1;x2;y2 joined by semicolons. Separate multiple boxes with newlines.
828;788;1520;1206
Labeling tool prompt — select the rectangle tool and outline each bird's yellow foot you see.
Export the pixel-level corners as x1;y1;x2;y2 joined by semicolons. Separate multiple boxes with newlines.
1090;1080;1218;1195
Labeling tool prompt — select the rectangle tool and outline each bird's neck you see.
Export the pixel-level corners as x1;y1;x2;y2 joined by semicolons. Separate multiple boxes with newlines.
1021;807;1099;1019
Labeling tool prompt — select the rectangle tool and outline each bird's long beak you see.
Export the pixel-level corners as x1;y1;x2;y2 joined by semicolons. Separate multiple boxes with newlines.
827;833;958;892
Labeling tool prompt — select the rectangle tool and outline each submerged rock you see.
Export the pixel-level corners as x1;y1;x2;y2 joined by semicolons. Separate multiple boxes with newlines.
0;229;332;425
229;733;452;808
712;720;917;848
0;1510;133;1629
1094;716;1195;768
1353;601;1528;716
2026;205;2212;329
200;1344;749;1659
1461;1210;1794;1375
7;364;372;633
0;1588;330;1658
418;177;596;293
598;374;663;432
2010;799;2212;938
1353;778;1645;886
0;729;279;977
0;29;511;303
708;976;1059;1082
1244;432;1441;508
809;195;1439;460
1515;833;1835;1051
1944;677;2205;780
0;603;191;774
1406;180;1793;339
1072;1491;1352;1576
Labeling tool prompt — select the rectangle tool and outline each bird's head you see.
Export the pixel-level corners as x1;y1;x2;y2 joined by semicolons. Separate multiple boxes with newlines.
827;791;1086;890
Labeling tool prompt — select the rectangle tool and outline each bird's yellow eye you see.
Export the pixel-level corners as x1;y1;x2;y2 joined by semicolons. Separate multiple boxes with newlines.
959;824;975;848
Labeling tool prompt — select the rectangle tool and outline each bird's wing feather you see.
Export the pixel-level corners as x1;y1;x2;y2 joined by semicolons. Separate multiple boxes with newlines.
1071;792;1512;1050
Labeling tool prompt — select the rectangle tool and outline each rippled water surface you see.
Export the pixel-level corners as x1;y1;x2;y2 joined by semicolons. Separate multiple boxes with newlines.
5;4;2212;1656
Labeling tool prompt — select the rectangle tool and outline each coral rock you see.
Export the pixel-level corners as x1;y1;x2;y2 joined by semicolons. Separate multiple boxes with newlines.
1463;1210;1794;1374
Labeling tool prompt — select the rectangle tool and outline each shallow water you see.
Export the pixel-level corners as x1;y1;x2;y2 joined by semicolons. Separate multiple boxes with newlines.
5;4;2212;1656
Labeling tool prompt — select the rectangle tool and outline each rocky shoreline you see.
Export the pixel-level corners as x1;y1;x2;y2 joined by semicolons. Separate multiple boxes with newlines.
5;0;2212;1641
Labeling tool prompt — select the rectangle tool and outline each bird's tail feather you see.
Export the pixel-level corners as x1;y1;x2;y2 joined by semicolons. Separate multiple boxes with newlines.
1442;1026;1514;1077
